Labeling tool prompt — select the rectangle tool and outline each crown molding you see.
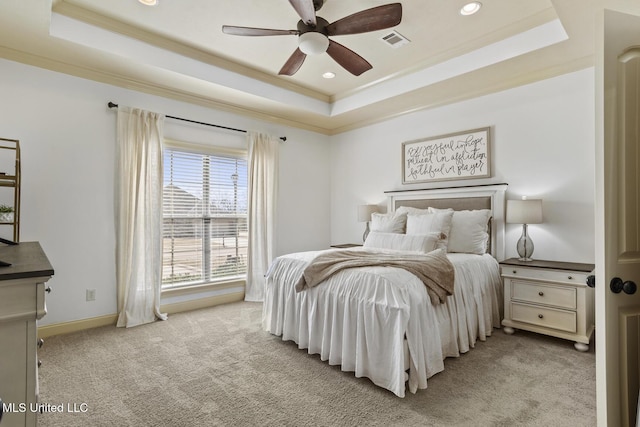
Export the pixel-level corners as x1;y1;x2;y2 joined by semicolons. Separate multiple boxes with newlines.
0;45;335;134
330;7;561;103
326;55;594;135
52;0;330;103
0;40;593;137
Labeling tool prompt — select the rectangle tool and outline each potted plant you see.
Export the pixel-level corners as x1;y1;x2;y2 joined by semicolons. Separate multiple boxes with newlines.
0;205;14;223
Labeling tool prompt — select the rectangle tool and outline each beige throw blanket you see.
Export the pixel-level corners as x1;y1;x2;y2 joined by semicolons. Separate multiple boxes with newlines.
295;248;455;304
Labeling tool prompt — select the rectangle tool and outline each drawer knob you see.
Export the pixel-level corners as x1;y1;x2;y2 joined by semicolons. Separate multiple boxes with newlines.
538;291;544;297
513;270;517;274
45;286;52;293
38;338;44;348
38;359;42;368
538;314;544;319
568;276;573;280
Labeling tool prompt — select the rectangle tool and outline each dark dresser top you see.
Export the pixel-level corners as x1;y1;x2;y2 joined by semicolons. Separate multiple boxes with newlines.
500;257;595;273
0;241;54;281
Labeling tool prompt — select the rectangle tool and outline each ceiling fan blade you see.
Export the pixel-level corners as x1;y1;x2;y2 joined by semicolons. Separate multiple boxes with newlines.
326;3;402;36
279;48;307;76
222;26;299;37
326;40;372;76
288;0;317;26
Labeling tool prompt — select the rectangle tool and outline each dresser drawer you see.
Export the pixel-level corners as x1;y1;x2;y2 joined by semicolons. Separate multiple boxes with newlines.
0;279;37;322
511;302;577;333
511;280;576;310
502;266;589;285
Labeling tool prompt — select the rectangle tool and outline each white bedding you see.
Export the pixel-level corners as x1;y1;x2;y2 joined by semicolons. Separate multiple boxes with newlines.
262;248;503;397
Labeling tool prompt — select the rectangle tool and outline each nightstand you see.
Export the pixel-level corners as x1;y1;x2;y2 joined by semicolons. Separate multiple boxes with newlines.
500;258;595;351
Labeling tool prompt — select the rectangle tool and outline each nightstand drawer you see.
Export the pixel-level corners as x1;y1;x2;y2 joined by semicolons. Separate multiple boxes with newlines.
511;280;576;310
511;302;577;333
502;267;589;285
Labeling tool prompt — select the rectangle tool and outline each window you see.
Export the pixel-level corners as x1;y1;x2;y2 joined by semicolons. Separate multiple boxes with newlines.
162;142;248;288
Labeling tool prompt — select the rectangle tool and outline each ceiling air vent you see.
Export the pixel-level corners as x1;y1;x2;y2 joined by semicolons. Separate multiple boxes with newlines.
380;30;410;48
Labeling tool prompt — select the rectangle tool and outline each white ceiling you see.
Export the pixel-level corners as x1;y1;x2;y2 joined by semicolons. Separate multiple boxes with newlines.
0;0;596;134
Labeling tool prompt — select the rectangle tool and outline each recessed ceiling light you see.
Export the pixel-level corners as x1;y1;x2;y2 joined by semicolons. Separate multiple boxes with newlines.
138;0;158;6
322;72;336;79
460;2;482;16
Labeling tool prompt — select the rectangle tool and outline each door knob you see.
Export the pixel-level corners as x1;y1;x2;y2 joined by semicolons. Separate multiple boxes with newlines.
586;275;595;288
610;277;637;295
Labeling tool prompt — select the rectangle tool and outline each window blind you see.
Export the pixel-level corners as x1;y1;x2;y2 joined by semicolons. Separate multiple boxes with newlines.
162;145;248;288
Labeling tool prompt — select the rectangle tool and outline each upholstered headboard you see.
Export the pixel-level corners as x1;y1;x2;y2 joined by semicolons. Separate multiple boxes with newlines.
385;184;507;260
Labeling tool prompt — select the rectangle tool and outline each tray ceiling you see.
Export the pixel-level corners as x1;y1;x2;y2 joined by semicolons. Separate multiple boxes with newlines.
0;0;597;134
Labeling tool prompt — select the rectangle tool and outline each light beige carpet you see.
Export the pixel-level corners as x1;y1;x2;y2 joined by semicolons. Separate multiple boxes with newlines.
37;301;595;427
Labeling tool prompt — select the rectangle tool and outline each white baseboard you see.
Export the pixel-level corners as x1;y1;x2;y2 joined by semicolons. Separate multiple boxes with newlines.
37;291;246;338
161;291;245;315
38;314;118;339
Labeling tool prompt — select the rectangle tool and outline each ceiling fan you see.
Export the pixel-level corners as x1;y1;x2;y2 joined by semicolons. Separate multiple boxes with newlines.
222;0;402;76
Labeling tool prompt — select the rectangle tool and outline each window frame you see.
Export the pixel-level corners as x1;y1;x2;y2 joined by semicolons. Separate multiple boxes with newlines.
161;138;248;294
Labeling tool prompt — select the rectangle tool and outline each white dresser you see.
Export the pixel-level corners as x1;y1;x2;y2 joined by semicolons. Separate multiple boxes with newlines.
500;258;595;351
0;242;54;427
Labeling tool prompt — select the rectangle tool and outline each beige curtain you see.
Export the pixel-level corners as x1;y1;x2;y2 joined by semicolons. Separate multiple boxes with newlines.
115;107;167;327
245;131;279;301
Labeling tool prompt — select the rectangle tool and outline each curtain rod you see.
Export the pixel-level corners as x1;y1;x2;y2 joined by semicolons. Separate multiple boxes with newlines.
107;102;286;142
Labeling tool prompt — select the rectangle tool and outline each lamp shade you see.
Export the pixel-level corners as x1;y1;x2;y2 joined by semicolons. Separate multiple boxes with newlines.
357;204;379;222
506;199;543;224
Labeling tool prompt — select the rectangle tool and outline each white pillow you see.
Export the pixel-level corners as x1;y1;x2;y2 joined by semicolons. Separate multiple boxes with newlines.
370;212;407;234
434;209;491;255
363;231;439;253
395;206;430;216
405;211;454;250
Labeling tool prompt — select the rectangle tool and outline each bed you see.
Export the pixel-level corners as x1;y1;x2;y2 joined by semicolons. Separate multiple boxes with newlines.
262;184;508;397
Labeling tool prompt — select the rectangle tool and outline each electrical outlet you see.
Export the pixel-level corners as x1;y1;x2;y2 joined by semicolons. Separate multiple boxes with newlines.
86;289;96;301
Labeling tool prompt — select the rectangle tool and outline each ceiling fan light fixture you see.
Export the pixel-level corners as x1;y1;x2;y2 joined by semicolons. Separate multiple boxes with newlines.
298;32;329;55
223;2;402;76
460;2;482;16
322;72;336;79
138;0;158;5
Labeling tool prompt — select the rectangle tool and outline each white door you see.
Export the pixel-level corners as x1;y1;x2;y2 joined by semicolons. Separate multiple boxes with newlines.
597;5;640;426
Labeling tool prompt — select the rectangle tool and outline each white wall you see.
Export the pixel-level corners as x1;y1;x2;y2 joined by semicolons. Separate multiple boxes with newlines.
0;57;596;327
0;58;331;326
330;68;596;264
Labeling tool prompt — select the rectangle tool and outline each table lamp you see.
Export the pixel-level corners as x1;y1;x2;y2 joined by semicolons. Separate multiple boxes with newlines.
506;197;543;261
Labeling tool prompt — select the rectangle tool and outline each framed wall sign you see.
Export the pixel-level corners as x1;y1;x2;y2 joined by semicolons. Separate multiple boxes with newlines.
402;127;491;184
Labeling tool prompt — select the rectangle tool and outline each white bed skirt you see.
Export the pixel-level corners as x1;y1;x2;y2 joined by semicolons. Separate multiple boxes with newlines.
263;250;503;397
